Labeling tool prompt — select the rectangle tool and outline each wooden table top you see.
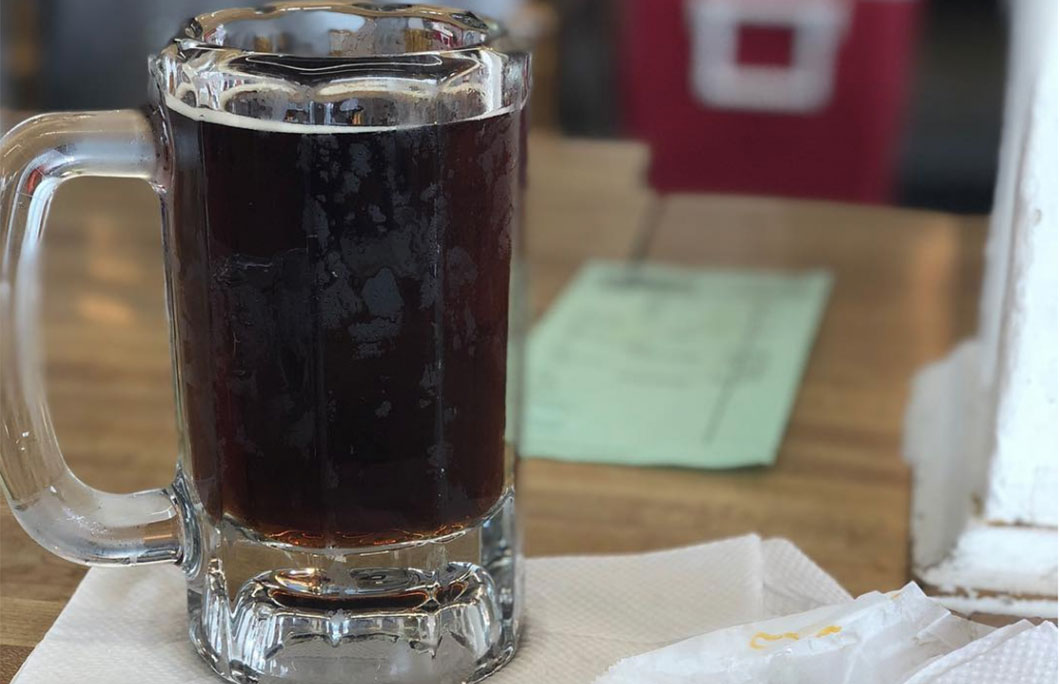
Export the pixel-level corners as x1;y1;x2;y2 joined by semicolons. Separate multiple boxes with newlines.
0;132;985;681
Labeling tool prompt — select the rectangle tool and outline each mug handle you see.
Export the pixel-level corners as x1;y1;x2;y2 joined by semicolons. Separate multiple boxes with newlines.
0;110;183;566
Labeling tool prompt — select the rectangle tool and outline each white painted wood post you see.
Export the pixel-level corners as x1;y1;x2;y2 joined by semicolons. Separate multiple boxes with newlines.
903;0;1057;618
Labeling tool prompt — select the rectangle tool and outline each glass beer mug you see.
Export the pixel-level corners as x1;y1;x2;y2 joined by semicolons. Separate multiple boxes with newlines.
0;4;528;683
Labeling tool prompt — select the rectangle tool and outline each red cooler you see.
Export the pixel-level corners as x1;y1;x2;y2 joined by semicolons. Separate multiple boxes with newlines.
622;0;920;203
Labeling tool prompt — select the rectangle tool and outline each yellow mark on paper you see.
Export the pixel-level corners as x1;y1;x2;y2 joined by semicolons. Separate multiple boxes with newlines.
750;626;842;650
750;632;800;649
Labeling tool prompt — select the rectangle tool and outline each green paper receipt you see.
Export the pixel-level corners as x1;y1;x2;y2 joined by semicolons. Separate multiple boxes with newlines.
521;260;832;468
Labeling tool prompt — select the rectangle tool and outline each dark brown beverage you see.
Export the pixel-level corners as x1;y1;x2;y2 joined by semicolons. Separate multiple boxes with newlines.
165;107;519;546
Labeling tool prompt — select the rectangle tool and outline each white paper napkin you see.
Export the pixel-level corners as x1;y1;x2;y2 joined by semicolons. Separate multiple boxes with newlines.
902;620;1058;684
13;535;850;683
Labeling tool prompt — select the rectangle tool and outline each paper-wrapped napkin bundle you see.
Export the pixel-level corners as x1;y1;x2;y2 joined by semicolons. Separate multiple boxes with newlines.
599;583;1057;684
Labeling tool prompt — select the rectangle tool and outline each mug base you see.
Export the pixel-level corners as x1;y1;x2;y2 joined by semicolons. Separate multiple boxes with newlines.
182;488;520;684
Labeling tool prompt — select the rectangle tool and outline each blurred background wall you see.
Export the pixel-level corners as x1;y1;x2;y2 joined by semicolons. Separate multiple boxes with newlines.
895;0;1004;212
0;0;1005;212
1;0;249;109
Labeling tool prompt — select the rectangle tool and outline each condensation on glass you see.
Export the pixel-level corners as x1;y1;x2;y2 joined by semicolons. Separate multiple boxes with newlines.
0;5;529;683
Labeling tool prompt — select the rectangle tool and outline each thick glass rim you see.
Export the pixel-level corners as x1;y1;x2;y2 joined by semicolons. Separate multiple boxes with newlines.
175;2;506;60
151;2;529;131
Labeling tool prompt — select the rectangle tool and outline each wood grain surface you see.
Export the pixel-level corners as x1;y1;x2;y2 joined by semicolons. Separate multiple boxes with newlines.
0;132;985;682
